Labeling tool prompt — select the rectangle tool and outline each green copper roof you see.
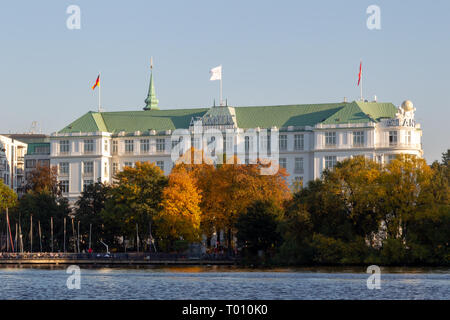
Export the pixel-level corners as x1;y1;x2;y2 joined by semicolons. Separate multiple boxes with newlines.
61;111;107;133
144;71;159;110
58;101;398;134
234;103;345;128
321;101;397;125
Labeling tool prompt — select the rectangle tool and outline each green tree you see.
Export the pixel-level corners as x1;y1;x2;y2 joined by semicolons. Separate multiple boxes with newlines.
276;196;314;265
324;156;384;241
16;189;71;252
75;181;111;251
236;200;282;259
103;162;168;251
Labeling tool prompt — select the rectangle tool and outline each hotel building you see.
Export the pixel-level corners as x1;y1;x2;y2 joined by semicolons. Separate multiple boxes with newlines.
50;70;423;203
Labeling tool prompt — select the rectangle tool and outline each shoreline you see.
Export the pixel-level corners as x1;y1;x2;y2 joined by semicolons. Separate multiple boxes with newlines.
0;259;236;266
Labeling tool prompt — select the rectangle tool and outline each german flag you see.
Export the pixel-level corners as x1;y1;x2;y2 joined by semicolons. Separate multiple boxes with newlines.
92;75;100;90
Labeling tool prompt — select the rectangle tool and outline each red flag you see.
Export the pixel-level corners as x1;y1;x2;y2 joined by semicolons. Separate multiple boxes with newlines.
92;75;100;90
357;62;362;86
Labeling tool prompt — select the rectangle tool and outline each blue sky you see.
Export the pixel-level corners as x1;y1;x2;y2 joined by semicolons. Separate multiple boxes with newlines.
0;0;448;162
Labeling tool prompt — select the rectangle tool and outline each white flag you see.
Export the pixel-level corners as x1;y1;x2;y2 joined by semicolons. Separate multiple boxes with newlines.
210;65;222;81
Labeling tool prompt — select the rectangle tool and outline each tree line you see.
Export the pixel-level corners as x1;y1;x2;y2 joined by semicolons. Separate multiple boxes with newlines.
0;150;448;266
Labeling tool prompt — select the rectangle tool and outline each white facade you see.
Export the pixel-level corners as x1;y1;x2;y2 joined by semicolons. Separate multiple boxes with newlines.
50;101;423;203
0;135;27;192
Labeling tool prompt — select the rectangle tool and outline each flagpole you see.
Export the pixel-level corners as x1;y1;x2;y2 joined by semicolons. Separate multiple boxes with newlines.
220;76;222;106
98;72;101;112
360;68;363;101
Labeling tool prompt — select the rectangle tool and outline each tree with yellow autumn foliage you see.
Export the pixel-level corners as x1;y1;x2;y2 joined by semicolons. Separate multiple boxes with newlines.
176;155;291;251
156;166;202;250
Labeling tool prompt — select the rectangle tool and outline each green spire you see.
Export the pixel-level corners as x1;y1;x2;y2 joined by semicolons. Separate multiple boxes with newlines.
144;61;159;110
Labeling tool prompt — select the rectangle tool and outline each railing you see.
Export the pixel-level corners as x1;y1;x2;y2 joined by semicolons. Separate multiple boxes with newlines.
375;143;421;149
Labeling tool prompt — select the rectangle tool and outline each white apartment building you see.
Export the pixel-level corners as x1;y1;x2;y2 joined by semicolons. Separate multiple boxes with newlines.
0;135;27;192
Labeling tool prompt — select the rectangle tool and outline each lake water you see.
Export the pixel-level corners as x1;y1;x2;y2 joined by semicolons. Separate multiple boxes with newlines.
0;265;448;300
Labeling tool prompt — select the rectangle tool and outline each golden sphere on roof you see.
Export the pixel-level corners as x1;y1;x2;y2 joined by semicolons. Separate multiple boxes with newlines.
402;100;414;112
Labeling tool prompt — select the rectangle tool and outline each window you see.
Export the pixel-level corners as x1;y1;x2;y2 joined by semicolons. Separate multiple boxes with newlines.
389;131;398;146
84;139;94;154
83;180;93;192
59;180;69;193
325;132;336;146
406;131;412;145
353;131;364;147
140;139;150;153
325;156;337;169
124;162;133;168
35;146;50;154
294;134;304;150
112;140;118;154
104;162;108;176
59;140;70;154
83;161;93;175
245;136;252;152
259;135;271;155
104;140;108;152
156;161;164;172
279;135;287;151
191;137;201;149
295;157;304;174
279;158;287;169
156;139;166;152
224;135;234;152
112;163;119;175
387;154;397;163
37;159;50;167
59;162;69;175
25;159;36;169
125;140;134;154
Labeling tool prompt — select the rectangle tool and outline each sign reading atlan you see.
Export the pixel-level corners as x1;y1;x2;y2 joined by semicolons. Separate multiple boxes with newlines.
386;118;416;128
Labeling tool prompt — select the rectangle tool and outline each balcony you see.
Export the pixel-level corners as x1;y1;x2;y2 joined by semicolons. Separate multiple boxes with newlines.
375;143;421;149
